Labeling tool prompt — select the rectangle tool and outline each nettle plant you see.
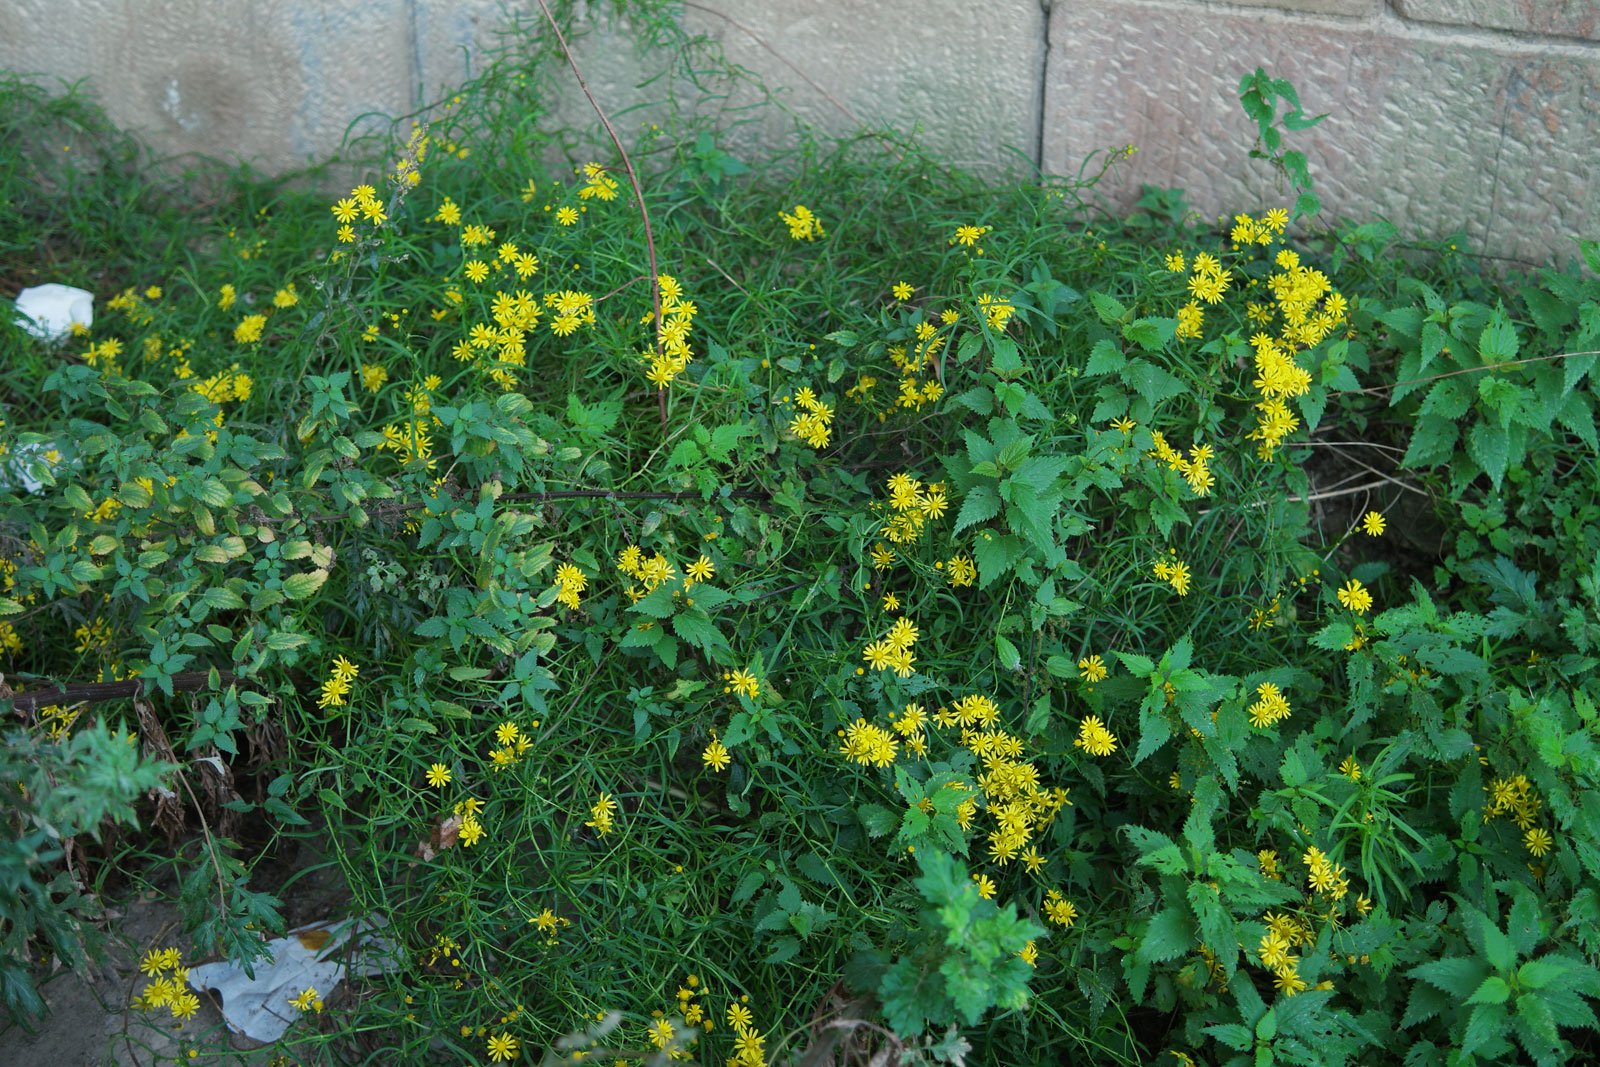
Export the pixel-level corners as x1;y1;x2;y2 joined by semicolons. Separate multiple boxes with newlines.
4;15;1600;1064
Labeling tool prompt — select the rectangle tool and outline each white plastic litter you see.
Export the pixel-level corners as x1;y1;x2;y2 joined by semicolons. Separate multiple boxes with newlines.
185;917;399;1043
0;442;62;494
12;283;94;340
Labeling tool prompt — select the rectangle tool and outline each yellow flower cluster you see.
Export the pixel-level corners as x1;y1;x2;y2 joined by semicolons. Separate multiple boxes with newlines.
330;181;389;244
1148;432;1214;497
316;654;360;710
887;321;947;412
527;905;572;945
1152;554;1192;596
1258;910;1313;996
134;947;200;1020
487;718;538;771
1043;889;1078;928
454;797;486;848
586;791;618;837
645;272;699;388
841;717;899;767
1073;715;1117;757
945;553;976;587
190;365;253;405
878;473;946;544
1484;773;1552;858
577;162;620;201
722;668;759;700
1185;251;1232;306
784;385;834;449
1303;845;1350;900
289;985;324;1013
977;291;1015;332
779;203;823;241
861;615;919;678
616;543;680;600
233;313;267;344
940;695;1071;867
1336;577;1373;614
553;562;588;610
1246;681;1292;728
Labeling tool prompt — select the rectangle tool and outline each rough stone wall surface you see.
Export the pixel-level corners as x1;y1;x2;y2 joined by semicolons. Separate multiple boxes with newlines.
1041;2;1599;265
0;0;1595;262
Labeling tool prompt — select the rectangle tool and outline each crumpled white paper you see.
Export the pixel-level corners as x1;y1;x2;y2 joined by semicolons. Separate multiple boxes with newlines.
12;283;94;340
185;917;399;1043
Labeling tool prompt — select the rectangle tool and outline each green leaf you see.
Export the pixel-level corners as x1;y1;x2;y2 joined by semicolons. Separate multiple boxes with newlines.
1122;317;1176;352
858;804;898;838
1478;307;1520;364
1089;291;1129;326
1205;1022;1254;1052
1411;956;1490;996
994;634;1021;671
973;534;1022;589
1467;422;1510;489
1085;339;1124;377
1121;359;1186;408
954;486;1001;533
1137;907;1196;963
1467;975;1511;1005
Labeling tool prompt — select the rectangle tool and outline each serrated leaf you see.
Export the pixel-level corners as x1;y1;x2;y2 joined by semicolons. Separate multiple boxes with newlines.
1089;291;1129;326
282;570;328;600
858;803;898;838
1467;422;1510;489
954;485;1001;533
1137;907;1195;964
1478;307;1519;364
1084;338;1124;377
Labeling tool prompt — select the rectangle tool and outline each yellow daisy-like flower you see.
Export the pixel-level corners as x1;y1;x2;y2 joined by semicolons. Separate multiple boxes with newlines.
1077;654;1108;683
1073;715;1117;757
1523;827;1553;857
891;282;913;301
425;763;451;788
555;207;579;226
486;1032;519;1062
702;738;731;772
1360;511;1386;536
1337;578;1373;614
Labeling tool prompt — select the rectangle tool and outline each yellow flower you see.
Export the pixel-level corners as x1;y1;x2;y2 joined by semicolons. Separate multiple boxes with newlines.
487;1032;519;1062
425;763;452;788
1337;578;1373;614
685;556;715;583
892;282;913;300
1524;827;1553;857
555;206;579;226
702;738;731;772
779;204;824;241
951;224;989;247
1077;655;1108;683
1360;511;1386;536
1074;715;1118;757
289;987;320;1012
724;669;760;700
233;314;267;344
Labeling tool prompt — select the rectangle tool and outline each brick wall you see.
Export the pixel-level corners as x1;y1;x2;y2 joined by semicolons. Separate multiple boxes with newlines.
0;0;1593;263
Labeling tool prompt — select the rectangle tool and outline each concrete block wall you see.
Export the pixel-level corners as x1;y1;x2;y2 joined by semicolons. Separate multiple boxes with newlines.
0;0;1594;263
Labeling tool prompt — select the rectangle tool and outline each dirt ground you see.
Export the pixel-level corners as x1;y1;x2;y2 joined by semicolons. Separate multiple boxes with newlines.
0;894;276;1066
0;839;352;1066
